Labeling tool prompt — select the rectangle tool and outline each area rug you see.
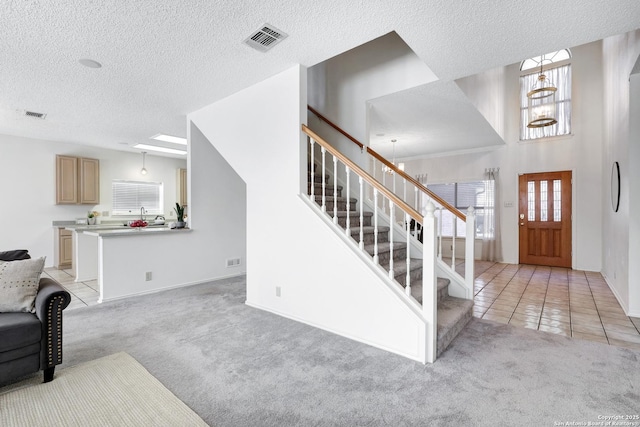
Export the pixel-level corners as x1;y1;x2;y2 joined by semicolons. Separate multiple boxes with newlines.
0;352;208;426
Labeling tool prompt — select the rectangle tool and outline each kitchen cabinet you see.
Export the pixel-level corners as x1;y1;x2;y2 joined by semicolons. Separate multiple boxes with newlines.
56;155;100;204
177;168;187;206
58;228;73;269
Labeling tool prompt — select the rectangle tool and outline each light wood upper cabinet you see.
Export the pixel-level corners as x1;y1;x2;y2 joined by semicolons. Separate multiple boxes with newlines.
56;155;100;205
79;157;100;204
56;155;78;204
177;168;187;207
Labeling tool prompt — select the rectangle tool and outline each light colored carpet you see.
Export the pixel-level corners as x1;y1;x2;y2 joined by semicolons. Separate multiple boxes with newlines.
0;352;208;427
3;275;639;426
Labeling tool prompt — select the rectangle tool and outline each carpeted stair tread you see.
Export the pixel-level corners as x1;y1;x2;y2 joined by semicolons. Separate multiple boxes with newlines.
333;210;373;218
390;258;423;276
436;296;474;357
308;173;329;184
363;241;407;255
312;195;358;203
349;226;390;236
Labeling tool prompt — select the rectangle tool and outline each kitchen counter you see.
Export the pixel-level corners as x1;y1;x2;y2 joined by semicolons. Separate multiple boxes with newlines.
83;227;191;237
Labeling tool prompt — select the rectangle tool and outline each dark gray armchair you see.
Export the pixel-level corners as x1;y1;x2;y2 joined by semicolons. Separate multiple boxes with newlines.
0;251;71;385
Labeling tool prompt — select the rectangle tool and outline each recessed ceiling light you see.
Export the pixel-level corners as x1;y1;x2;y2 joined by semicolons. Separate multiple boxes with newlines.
78;58;102;69
150;134;187;145
133;144;186;155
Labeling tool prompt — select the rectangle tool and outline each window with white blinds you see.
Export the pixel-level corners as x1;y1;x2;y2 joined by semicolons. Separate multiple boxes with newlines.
427;181;489;238
112;180;164;216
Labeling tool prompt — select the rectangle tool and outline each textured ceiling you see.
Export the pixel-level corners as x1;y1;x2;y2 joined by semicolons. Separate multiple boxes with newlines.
369;81;504;159
1;0;639;157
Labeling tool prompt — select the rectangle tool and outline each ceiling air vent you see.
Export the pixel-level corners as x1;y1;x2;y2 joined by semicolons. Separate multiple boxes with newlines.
24;110;47;120
243;24;288;52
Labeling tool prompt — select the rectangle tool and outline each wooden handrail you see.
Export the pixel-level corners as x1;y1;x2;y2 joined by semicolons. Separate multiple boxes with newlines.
307;105;364;149
303;125;422;223
306;106;466;221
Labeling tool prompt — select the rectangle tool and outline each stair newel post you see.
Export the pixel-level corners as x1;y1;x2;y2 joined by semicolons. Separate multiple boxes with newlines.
388;200;394;279
405;213;411;296
345;166;351;235
321;147;327;212
332;155;338;224
359;177;364;250
465;206;476;299
309;138;315;201
422;201;438;363
373;189;379;264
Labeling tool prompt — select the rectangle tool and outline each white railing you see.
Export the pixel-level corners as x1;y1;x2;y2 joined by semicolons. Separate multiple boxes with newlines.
302;125;480;362
307;106;474;296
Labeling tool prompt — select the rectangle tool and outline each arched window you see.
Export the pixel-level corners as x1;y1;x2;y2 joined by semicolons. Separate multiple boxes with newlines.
519;50;572;140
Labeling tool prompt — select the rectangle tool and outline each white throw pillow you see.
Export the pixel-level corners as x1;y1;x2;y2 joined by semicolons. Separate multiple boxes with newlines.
0;257;46;313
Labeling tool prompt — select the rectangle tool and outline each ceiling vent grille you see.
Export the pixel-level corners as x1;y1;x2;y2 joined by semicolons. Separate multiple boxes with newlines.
24;110;47;119
243;24;288;52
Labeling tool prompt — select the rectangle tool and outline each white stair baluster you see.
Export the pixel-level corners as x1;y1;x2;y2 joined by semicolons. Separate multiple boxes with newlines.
381;171;386;214
332;155;338;224
373;189;379;264
359;177;364;250
388;200;394;279
321;147;326;212
309;138;315;201
403;179;406;207
345;166;350;235
392;174;396;222
405;213;411;296
437;208;443;261
451;213;457;269
414;187;418;212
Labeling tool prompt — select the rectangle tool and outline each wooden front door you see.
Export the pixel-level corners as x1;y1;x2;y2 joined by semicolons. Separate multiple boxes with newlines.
519;171;572;267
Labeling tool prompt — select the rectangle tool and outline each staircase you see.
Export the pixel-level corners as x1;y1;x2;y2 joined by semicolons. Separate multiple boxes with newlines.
308;167;474;358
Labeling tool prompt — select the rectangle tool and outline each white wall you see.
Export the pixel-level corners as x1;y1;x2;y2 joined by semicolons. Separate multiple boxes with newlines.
601;29;640;315
0;134;186;266
188;65;429;362
401;40;605;271
629;68;640;316
98;120;247;301
308;32;437;159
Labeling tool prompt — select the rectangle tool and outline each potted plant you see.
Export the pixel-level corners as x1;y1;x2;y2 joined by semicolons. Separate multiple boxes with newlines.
174;203;186;229
87;211;99;225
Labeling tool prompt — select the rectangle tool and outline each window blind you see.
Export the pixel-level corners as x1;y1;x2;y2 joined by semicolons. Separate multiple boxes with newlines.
112;180;164;215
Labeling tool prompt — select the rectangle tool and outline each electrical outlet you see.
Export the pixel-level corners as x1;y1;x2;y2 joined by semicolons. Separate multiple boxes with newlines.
276;286;281;297
145;271;152;281
102;211;109;216
226;258;241;268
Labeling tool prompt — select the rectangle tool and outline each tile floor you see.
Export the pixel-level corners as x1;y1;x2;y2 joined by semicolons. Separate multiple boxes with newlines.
42;267;99;310
472;262;640;350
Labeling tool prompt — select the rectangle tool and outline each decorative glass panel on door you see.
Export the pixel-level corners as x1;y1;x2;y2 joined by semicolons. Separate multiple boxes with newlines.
553;180;562;221
528;181;535;221
540;181;548;221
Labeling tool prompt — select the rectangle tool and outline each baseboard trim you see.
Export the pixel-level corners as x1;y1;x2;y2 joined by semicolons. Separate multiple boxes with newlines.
245;300;426;364
601;273;632;316
99;273;245;303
